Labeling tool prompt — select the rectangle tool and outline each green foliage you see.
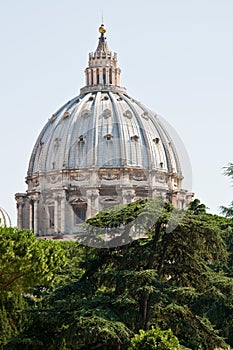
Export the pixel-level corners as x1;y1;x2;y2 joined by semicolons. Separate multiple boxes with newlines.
2;201;233;349
188;199;207;215
128;327;181;350
221;163;233;217
0;292;32;347
0;227;69;347
0;226;67;293
84;199;149;247
86;199;148;228
7;287;132;349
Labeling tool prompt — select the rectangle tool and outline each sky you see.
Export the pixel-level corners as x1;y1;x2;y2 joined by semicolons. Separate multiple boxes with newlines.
0;0;233;225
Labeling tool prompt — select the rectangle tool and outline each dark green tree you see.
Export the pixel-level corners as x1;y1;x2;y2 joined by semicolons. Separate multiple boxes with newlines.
188;198;207;215
83;200;231;348
4;200;233;349
221;163;233;217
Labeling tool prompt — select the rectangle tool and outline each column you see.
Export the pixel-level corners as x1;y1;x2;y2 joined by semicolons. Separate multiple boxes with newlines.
85;69;89;85
29;199;33;231
17;203;23;228
93;68;97;85
60;196;66;234
112;69;116;86
34;195;39;235
99;68;103;84
88;69;92;86
86;190;92;219
54;196;59;234
116;68;121;86
105;67;109;85
16;196;24;228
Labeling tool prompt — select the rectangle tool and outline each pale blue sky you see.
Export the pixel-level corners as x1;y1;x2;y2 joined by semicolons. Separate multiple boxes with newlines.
1;0;233;224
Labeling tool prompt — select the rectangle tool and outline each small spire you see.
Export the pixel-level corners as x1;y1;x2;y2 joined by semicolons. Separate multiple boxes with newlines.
96;24;109;53
101;11;104;26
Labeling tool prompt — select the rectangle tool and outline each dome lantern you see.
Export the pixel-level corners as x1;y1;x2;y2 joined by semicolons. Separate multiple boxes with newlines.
81;24;125;94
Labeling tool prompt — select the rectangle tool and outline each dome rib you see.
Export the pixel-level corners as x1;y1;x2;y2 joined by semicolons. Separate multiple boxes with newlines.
120;94;151;169
27;120;51;176
0;207;11;227
155;117;182;174
66;93;91;169
27;91;183;175
109;92;127;167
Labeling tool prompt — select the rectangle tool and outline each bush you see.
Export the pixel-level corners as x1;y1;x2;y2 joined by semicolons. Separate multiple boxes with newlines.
128;327;181;350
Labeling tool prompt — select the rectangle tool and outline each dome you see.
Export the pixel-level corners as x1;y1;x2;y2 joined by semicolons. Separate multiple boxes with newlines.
0;207;11;227
16;24;193;237
28;91;181;175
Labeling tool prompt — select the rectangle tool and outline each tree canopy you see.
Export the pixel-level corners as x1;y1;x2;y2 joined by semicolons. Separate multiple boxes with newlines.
221;163;233;217
0;226;66;292
1;199;233;349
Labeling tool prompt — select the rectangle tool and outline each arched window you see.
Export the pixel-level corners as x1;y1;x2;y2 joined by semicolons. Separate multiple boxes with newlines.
103;68;106;85
48;205;54;228
97;68;99;84
73;206;86;225
109;68;112;84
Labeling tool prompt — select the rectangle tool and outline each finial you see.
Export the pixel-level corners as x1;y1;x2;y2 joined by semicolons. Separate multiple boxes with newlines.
99;24;106;35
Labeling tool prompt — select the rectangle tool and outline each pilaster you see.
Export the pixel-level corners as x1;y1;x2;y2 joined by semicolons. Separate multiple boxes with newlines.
86;189;99;218
121;188;135;205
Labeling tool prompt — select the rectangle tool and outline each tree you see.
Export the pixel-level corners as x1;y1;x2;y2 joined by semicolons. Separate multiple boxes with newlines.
83;200;230;348
221;163;233;217
6;283;132;349
0;226;66;292
0;226;67;347
4;201;233;349
128;327;181;350
188;198;207;215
